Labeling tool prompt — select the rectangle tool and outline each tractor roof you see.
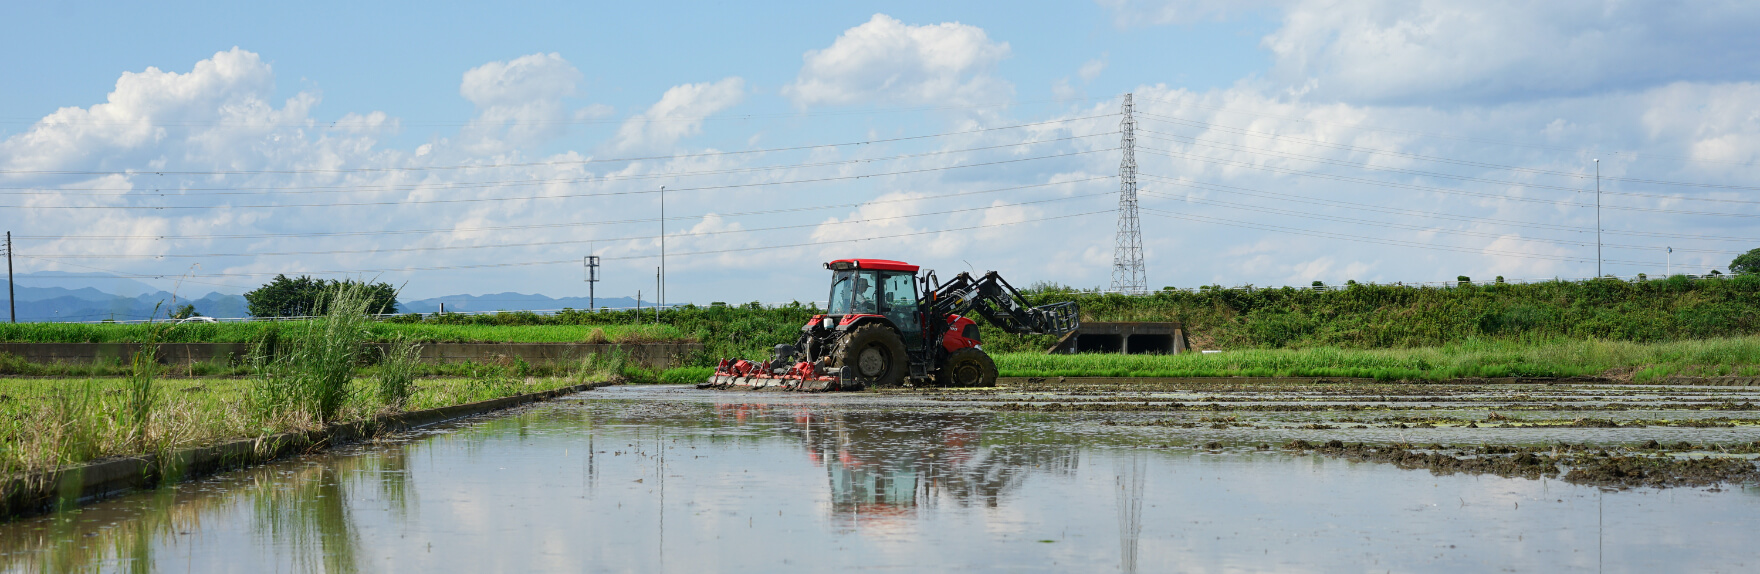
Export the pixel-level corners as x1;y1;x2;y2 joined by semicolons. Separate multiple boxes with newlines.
825;259;919;273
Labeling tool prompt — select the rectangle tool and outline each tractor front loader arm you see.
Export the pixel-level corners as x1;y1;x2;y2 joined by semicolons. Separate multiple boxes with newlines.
930;271;1079;336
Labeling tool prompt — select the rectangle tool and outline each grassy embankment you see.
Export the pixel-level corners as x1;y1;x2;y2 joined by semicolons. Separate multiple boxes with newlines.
0;286;634;478
6;275;1758;381
422;275;1760;379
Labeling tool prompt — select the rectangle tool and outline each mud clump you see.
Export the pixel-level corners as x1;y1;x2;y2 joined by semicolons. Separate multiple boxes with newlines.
1290;442;1760;488
1563;456;1760;488
1306;444;1563;481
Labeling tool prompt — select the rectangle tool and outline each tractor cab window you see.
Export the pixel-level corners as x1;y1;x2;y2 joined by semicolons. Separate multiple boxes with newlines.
828;270;881;315
879;271;921;345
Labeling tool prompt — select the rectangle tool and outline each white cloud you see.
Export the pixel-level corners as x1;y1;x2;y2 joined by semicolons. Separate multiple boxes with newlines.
1097;0;1283;28
1052;78;1080;101
784;14;1013;108
1102;2;1760;105
0;47;293;173
1078;56;1108;82
1261;0;1760;105
610;77;745;153
1111;77;1760;287
8;15;1760;307
458;52;584;153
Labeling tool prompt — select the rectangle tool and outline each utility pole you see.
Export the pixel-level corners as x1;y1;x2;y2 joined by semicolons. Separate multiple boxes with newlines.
1111;93;1147;295
658;185;666;310
5;231;14;323
1594;159;1602;277
1667;246;1673;277
584;255;600;311
655;266;661;324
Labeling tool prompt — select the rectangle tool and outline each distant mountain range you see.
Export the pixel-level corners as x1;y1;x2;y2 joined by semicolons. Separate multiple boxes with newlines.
3;272;655;322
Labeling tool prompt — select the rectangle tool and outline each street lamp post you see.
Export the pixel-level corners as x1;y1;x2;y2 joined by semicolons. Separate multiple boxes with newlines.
659;185;666;311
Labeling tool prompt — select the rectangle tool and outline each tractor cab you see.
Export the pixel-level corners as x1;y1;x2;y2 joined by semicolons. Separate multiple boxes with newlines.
825;259;923;349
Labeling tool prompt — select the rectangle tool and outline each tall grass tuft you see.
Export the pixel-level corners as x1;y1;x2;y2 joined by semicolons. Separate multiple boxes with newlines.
125;345;158;449
573;349;628;386
374;336;422;411
251;283;376;424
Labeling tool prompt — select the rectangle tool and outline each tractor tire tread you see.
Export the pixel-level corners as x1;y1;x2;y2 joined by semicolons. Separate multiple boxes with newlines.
936;348;998;387
831;324;908;387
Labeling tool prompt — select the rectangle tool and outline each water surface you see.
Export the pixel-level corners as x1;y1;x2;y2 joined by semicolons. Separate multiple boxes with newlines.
3;385;1756;572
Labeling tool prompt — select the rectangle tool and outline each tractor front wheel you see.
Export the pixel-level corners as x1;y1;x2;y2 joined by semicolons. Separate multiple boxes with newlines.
936;348;997;387
832;324;907;387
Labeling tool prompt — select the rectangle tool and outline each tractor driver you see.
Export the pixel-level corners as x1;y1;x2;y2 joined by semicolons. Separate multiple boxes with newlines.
853;275;877;313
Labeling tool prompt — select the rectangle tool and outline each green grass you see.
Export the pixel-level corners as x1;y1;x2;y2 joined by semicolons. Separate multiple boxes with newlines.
0;322;687;344
0;367;621;478
993;336;1760;382
658;367;714;385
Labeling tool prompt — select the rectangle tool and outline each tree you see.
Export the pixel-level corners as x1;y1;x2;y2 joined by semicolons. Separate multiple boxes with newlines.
1730;248;1760;275
245;274;399;317
170;303;198;320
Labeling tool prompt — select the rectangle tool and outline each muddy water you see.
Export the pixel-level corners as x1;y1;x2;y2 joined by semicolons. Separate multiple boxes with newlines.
3;384;1758;572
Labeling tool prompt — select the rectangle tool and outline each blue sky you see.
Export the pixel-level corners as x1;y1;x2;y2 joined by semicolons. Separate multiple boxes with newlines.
3;1;1758;305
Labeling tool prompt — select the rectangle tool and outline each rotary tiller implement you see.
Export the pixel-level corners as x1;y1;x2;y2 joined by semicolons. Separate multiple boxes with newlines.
700;355;859;392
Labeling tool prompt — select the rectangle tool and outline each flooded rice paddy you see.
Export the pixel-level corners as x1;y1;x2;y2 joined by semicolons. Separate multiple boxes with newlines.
3;381;1759;572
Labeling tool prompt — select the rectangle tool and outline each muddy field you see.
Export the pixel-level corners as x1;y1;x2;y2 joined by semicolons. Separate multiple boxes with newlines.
902;378;1760;489
5;381;1759;572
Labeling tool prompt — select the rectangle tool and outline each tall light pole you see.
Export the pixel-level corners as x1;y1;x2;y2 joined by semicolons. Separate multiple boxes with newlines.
1667;246;1673;277
1594;159;1602;277
6;231;14;324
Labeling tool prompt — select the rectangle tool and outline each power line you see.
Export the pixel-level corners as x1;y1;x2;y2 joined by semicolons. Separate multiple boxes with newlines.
30;190;1116;259
3;148;1116;210
1136;112;1760;194
1134;124;1760;202
5;256;256;290
1134;97;1760;167
0;115;1120;177
0;95;1120;128
18;209;1110;279
1138;190;1746;256
1136;173;1760;244
18;176;1114;241
0;132;1117;195
1138;207;1658;266
1135;145;1760;218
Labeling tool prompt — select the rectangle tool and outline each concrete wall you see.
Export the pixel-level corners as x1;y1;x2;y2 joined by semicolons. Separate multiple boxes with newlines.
1047;322;1188;355
0;342;700;369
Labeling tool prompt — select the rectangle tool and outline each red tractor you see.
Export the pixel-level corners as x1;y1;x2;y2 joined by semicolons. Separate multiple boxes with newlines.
702;258;1079;391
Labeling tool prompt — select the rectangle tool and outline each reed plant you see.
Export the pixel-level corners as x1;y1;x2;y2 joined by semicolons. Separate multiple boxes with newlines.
373;336;422;411
124;345;158;449
250;283;375;424
572;349;628;385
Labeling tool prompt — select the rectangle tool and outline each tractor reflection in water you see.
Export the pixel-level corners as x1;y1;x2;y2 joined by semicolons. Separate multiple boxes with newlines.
714;404;1079;527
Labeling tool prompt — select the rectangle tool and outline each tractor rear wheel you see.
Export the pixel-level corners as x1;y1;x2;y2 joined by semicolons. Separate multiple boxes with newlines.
936;348;997;387
831;324;907;387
